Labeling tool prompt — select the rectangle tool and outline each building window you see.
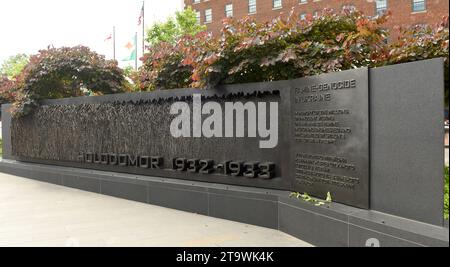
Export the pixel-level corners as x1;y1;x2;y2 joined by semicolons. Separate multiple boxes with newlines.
193;0;200;4
273;0;282;9
205;9;212;23
412;0;426;12
195;11;201;24
299;13;307;20
313;10;319;18
376;0;387;15
299;0;307;4
249;0;257;14
225;4;233;17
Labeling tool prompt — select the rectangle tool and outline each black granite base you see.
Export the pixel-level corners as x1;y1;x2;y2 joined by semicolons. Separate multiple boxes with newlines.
0;159;448;247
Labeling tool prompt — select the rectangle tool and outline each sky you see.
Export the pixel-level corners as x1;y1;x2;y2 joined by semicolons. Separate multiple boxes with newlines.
0;0;184;67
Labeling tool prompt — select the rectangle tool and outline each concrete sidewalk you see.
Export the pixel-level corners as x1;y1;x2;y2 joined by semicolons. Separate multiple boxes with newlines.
0;173;312;247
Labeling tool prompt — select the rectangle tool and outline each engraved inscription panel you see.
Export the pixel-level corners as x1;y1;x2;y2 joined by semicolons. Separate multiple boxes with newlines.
290;69;369;208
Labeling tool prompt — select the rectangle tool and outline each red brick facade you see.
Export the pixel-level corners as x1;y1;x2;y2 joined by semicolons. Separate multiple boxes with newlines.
185;0;449;40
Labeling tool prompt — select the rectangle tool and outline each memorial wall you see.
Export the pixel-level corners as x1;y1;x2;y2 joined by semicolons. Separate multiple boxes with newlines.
10;68;370;208
3;59;447;246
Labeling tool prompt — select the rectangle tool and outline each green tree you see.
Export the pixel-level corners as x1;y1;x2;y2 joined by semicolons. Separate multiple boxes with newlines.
0;54;29;79
146;7;206;46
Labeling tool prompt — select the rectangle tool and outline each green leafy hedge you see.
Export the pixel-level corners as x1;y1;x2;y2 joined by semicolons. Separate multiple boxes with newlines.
136;9;448;99
137;9;390;90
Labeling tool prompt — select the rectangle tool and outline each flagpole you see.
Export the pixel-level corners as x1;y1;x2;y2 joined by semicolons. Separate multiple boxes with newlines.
135;32;138;70
113;26;116;61
142;1;145;58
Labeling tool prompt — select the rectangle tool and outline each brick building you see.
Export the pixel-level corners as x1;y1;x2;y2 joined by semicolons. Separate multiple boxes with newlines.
185;0;449;39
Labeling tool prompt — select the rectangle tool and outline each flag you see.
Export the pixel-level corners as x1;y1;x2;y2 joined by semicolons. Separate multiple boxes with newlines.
122;35;137;61
104;34;112;42
125;42;134;50
137;3;144;25
123;49;136;61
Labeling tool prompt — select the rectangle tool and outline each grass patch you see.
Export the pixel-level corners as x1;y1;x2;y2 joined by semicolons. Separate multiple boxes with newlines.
0;138;2;156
